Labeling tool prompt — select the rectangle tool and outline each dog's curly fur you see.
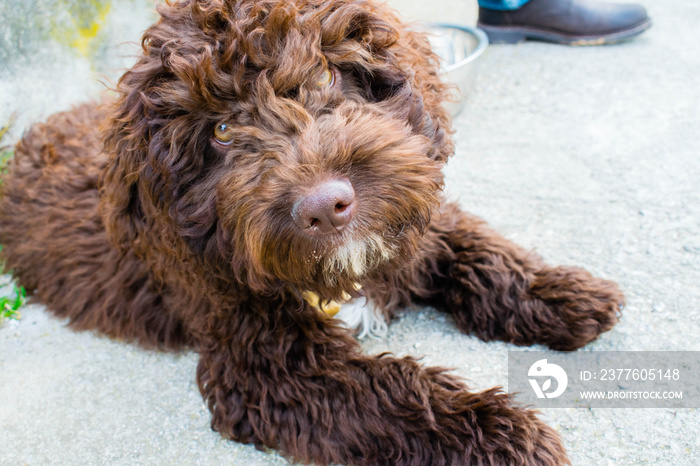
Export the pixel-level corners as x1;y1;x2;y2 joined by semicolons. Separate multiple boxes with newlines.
0;0;624;464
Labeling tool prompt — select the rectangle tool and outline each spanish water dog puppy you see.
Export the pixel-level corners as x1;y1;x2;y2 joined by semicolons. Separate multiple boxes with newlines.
0;0;623;464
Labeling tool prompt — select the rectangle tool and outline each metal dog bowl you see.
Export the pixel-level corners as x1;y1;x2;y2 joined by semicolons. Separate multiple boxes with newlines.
424;24;489;117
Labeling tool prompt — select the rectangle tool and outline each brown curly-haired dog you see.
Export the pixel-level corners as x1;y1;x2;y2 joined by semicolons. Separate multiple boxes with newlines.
0;0;623;464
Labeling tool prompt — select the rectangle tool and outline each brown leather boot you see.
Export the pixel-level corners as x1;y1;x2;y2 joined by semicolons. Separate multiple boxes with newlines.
478;0;652;45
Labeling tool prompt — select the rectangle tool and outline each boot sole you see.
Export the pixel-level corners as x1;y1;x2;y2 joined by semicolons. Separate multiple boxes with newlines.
477;18;652;45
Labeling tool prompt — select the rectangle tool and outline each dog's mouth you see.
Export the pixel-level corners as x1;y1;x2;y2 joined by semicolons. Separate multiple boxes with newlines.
230;205;422;299
280;173;432;290
297;214;426;291
308;229;398;282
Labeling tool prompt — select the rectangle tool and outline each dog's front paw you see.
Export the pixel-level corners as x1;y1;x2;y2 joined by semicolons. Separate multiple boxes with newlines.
455;387;569;465
530;266;624;351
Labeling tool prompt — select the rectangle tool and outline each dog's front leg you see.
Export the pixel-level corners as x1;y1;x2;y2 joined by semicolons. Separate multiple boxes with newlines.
406;202;624;351
196;297;568;465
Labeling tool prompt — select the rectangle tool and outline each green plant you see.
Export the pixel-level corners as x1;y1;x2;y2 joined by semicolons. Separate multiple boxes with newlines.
0;148;12;175
0;112;15;139
0;284;25;322
0;113;25;324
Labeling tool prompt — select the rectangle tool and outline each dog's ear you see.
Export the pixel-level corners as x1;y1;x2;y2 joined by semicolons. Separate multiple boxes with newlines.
101;62;220;256
100;63;153;253
320;2;454;163
397;28;455;164
100;1;223;254
99;23;203;253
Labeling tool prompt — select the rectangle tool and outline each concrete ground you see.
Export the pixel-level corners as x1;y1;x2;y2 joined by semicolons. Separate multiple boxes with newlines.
1;0;699;464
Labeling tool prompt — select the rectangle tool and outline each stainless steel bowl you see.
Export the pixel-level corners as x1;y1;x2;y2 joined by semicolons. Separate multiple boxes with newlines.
424;24;489;117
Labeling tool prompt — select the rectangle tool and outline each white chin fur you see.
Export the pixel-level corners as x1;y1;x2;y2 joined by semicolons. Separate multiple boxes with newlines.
322;233;395;283
334;297;388;339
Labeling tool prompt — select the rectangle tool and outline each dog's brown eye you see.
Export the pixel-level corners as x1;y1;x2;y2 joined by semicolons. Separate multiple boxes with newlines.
316;68;334;88
213;123;235;145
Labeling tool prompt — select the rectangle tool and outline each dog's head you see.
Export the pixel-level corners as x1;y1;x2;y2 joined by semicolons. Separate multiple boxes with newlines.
101;0;453;300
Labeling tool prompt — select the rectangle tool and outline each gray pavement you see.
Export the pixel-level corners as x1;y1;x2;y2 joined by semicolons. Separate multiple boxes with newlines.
1;0;699;464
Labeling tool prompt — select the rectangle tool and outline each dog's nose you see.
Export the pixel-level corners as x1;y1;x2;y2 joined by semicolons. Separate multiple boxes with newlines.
292;178;356;236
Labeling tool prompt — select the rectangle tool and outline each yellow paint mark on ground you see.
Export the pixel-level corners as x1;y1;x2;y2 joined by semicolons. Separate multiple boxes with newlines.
71;3;112;56
50;0;112;58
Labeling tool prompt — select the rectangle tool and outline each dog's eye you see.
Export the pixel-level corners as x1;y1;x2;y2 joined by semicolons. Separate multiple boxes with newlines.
213;123;236;145
316;68;335;88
